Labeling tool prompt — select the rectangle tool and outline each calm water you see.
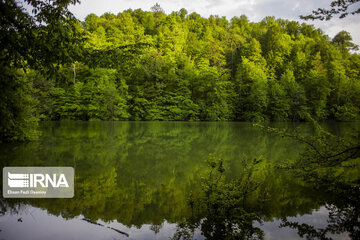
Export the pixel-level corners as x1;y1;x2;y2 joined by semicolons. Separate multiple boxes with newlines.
0;121;358;240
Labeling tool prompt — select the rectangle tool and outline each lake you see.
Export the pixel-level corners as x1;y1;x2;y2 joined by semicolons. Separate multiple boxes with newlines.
0;121;359;240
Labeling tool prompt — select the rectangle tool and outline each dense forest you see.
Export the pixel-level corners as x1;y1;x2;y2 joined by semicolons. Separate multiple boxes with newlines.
1;1;360;141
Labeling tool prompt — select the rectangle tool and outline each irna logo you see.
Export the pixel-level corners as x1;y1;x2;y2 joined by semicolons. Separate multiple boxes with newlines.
8;172;69;188
3;167;74;198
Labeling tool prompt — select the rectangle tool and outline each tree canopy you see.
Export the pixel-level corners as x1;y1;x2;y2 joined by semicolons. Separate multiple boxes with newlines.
1;3;360;141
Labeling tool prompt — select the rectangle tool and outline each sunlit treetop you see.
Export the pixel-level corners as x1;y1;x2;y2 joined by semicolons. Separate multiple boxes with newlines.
150;3;164;13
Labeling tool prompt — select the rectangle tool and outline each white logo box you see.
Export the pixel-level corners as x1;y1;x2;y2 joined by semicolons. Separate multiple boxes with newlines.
3;167;74;198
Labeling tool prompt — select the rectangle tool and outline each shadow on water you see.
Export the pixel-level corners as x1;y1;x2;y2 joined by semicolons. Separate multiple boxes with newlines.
0;121;359;239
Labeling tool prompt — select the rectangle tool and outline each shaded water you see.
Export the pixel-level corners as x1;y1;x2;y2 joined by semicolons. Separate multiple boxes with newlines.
0;121;359;240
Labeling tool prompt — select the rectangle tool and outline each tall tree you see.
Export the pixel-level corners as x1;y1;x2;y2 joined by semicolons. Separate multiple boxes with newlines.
0;0;81;141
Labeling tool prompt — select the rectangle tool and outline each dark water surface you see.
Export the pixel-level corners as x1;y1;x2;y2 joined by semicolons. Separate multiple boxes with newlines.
0;121;359;240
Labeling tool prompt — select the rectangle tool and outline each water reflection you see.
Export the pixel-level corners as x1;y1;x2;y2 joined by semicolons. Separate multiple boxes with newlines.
0;121;358;239
280;180;359;240
0;205;180;240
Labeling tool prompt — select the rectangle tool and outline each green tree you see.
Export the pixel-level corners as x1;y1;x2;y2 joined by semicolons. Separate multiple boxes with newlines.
0;0;81;141
235;57;269;121
280;69;308;121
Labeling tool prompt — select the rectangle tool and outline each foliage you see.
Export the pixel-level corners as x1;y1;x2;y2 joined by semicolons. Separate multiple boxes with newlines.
257;118;360;175
172;155;266;240
255;119;360;239
0;67;39;141
300;0;360;20
48;68;129;120
260;120;360;240
47;7;360;123
2;2;360;141
280;187;360;240
0;0;82;141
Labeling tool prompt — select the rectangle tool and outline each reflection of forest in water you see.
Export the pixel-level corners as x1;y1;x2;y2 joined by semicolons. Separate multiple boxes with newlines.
0;121;359;239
